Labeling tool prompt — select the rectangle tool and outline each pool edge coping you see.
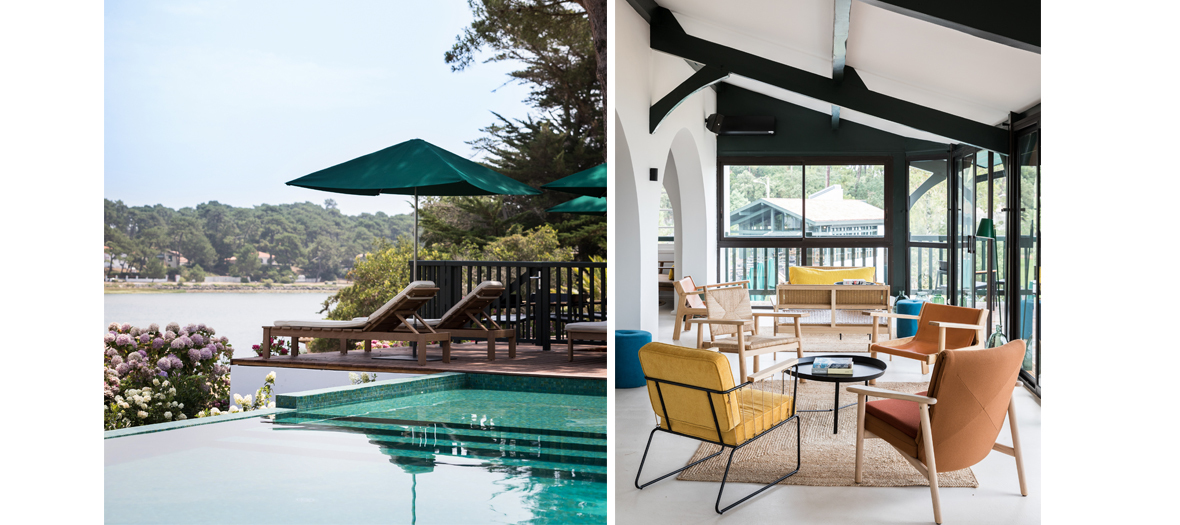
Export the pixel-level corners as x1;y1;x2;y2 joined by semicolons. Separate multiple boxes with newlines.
104;407;290;439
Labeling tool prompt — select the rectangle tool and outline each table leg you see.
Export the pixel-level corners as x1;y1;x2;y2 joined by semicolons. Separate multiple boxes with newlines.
834;382;840;434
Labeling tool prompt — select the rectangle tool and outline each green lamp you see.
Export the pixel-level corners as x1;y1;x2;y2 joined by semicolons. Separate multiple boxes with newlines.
976;218;996;239
975;218;1001;345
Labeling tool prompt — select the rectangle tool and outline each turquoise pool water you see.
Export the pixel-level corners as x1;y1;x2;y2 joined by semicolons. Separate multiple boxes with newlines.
105;383;606;524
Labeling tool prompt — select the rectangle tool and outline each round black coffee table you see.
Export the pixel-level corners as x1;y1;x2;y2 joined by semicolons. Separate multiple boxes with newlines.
787;355;887;434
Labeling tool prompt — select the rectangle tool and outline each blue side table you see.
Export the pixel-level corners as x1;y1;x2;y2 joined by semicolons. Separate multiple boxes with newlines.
615;330;651;388
895;299;924;339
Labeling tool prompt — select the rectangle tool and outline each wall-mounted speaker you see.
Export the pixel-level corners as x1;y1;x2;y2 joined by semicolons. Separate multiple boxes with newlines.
705;114;775;135
649;168;658;181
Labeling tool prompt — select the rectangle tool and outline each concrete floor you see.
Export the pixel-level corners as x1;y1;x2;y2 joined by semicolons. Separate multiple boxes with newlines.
614;292;1041;525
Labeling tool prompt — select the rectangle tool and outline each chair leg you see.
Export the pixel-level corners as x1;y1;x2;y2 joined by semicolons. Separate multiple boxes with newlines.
568;338;574;362
508;335;516;358
261;328;271;359
715;415;802;514
487;338;496;361
921;360;930;375
855;393;866;483
634;428;724;490
869;351;877;385
919;404;942;524
672;312;684;341
1008;397;1029;496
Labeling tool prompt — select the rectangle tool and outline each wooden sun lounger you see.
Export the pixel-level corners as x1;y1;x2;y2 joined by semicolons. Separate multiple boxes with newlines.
260;280;450;366
397;281;516;361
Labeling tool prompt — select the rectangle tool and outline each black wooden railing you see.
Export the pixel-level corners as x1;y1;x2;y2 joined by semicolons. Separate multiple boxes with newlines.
413;260;607;351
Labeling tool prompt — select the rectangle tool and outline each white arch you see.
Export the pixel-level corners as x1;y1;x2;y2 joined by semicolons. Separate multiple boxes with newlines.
612;110;658;332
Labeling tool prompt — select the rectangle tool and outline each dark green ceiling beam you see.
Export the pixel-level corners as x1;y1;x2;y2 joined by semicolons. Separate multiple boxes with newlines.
859;0;1040;54
624;0;660;23
832;0;852;129
650;64;729;133
649;7;1009;152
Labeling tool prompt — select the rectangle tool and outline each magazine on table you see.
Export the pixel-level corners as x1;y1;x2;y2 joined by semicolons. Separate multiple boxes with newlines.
812;357;854;374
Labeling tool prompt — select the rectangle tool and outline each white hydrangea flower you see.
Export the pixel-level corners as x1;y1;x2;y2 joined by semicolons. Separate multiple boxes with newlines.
152;378;160;386
210;407;221;416
169;388;176;395
233;393;243;405
349;372;359;383
178;403;184;409
137;411;148;419
229;405;240;413
266;371;276;382
164;412;172;419
243;394;252;407
177;413;187;420
268;401;275;409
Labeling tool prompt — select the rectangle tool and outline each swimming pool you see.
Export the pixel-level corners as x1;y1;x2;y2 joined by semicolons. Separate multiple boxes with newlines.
105;373;606;524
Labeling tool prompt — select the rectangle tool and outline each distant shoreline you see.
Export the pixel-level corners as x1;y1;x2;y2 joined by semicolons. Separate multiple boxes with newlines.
104;283;347;294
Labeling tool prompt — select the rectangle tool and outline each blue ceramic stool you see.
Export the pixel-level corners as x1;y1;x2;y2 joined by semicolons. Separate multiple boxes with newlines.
895;299;924;339
615;330;651;388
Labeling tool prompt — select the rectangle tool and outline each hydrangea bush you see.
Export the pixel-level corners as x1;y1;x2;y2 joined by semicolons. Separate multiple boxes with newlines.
104;322;232;430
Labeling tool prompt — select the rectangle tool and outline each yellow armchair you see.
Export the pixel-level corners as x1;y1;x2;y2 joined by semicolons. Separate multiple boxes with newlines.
634;342;802;514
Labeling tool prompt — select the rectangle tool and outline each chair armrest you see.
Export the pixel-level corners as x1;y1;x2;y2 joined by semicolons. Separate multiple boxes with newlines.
846;385;937;405
753;312;810;319
686;318;749;326
697;280;750;291
862;311;919;320
929;321;986;330
748;358;801;383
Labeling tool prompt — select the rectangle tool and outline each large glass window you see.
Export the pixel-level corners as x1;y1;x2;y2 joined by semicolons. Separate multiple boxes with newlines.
658;187;674;244
723;164;885;239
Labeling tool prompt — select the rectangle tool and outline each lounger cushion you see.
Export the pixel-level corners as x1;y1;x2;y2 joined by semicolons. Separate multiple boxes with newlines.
566;321;607;334
436;280;504;328
273;281;435;328
273;319;368;329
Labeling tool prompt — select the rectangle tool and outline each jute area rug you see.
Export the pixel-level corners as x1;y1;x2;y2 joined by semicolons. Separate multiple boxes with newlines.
675;381;978;488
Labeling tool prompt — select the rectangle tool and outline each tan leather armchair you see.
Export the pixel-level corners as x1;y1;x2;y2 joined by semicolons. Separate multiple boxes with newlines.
863;302;987;383
848;340;1029;524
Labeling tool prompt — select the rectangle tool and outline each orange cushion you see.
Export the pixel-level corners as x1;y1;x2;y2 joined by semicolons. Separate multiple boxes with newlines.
865;396;921;438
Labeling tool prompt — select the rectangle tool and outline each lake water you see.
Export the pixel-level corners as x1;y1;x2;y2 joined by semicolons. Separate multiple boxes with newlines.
103;292;419;397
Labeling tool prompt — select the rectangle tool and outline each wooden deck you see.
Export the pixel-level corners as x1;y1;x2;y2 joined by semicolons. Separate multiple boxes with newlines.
231;341;607;380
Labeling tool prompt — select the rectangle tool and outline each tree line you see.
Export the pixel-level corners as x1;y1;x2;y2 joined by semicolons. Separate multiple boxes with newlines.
104;199;413;282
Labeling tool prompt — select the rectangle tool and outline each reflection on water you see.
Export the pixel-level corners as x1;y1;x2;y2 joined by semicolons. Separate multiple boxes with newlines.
103;292;419;395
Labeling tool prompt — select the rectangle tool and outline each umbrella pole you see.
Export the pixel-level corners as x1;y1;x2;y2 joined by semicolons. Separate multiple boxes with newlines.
413;188;418;280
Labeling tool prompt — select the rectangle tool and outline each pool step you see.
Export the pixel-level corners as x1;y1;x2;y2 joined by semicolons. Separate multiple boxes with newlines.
272;416;606;481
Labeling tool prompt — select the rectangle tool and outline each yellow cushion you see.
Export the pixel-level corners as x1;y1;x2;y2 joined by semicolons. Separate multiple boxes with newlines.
639;342;794;446
639;343;741;434
659;389;794;446
788;266;876;285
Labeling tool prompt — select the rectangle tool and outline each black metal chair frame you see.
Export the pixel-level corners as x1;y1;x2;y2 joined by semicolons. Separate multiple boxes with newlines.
633;369;802;514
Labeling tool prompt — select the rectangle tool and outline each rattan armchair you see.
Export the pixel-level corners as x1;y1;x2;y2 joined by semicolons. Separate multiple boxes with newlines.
634;342;802;514
688;285;807;382
671;277;748;341
848;340;1029;524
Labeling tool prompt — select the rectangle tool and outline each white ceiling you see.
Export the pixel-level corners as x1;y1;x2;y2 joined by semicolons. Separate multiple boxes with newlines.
657;0;1041;141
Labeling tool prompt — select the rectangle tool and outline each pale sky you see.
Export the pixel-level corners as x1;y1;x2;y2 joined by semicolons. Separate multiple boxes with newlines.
104;0;534;217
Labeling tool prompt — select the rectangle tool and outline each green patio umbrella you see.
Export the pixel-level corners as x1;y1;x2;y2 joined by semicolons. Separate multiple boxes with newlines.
546;195;606;216
540;163;606;198
287;138;541;275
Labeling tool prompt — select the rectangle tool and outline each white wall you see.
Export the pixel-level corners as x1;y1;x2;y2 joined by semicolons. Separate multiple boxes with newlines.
612;0;718;333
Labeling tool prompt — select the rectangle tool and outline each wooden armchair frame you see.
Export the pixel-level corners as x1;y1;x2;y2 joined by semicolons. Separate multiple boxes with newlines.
862;305;986;384
671;277;748;341
689;292;808;382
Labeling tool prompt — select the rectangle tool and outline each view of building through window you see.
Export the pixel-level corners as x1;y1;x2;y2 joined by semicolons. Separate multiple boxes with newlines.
724;164;885;238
